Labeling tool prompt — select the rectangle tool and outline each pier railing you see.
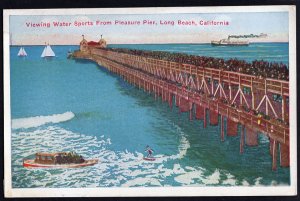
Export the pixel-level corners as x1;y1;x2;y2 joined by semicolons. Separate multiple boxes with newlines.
91;48;289;120
91;48;289;94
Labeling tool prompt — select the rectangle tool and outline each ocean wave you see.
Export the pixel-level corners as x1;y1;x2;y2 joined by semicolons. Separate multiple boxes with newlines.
11;111;75;129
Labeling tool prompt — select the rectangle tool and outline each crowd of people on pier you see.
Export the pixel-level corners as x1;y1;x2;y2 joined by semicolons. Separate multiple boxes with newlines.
55;152;85;164
105;47;289;81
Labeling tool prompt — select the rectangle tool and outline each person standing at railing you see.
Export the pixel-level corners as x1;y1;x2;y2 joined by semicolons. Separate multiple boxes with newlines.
258;113;262;125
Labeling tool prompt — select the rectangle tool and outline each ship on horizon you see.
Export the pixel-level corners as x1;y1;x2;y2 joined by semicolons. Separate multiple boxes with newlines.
211;33;267;46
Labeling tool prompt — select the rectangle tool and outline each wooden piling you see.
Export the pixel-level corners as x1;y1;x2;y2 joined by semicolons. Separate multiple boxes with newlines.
189;103;193;121
203;108;207;128
195;105;204;120
272;140;278;171
209;110;219;126
221;115;224;141
240;125;244;154
245;127;258;146
227;118;238;136
168;93;173;110
280;143;290;167
269;137;274;155
175;95;180;107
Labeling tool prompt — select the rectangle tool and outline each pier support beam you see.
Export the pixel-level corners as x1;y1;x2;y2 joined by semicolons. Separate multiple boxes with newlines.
158;86;161;97
195;105;205;120
175;95;180;107
280;143;290;167
221;115;224;141
226;118;238;136
209;110;219;126
147;82;149;93
282;95;288;122
269;137;274;155
245;127;258;146
240;125;245;153
189;103;193;121
163;89;168;102
272;140;278;171
179;98;191;112
204;108;207;128
168;93;173;110
164;90;168;102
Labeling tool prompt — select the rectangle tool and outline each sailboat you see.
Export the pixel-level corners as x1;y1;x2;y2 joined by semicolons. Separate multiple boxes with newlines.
41;43;55;58
17;47;27;57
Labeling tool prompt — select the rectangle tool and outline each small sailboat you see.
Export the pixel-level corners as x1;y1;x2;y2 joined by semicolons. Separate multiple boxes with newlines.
41;43;55;58
17;47;27;57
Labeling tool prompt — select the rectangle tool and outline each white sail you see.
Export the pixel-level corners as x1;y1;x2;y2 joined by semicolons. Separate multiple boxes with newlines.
18;47;27;56
22;47;27;56
41;45;55;57
41;46;46;57
17;47;23;56
45;45;55;57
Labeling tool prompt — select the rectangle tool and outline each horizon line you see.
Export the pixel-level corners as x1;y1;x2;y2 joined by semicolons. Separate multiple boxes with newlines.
11;41;289;46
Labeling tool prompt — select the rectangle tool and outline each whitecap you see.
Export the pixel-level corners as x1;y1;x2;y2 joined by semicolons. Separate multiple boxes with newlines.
242;180;250;186
174;169;203;185
121;177;162;187
222;173;237;186
202;169;221;185
254;177;263;186
172;164;186;174
12;111;75;129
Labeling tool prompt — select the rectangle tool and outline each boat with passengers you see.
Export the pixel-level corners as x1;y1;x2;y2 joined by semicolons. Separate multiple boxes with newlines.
23;152;98;168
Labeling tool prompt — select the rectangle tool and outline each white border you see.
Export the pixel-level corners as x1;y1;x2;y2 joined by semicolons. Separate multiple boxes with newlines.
3;5;295;14
3;6;297;197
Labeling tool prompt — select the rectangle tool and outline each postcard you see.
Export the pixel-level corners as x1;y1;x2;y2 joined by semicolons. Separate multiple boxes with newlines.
3;6;297;197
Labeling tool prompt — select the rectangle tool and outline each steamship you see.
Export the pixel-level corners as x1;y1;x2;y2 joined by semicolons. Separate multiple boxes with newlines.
211;38;249;46
211;33;267;46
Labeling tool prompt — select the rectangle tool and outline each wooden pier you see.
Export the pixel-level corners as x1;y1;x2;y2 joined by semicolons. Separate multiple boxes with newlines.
74;47;290;170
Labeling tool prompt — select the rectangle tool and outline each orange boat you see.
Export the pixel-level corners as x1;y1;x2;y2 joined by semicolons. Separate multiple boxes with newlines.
23;152;98;168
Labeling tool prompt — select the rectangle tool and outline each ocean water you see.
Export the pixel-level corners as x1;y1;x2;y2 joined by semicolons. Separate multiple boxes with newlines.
10;44;289;188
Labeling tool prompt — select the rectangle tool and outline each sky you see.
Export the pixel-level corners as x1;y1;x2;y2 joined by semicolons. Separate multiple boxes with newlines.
9;12;289;45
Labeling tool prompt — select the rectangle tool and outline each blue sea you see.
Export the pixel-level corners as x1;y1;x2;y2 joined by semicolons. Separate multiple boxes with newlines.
10;43;289;188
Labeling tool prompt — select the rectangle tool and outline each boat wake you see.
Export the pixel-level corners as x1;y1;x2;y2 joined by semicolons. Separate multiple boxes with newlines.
11;123;285;187
11;111;75;129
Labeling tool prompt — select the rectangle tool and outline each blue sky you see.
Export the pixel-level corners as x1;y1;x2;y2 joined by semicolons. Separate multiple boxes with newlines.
10;12;289;45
